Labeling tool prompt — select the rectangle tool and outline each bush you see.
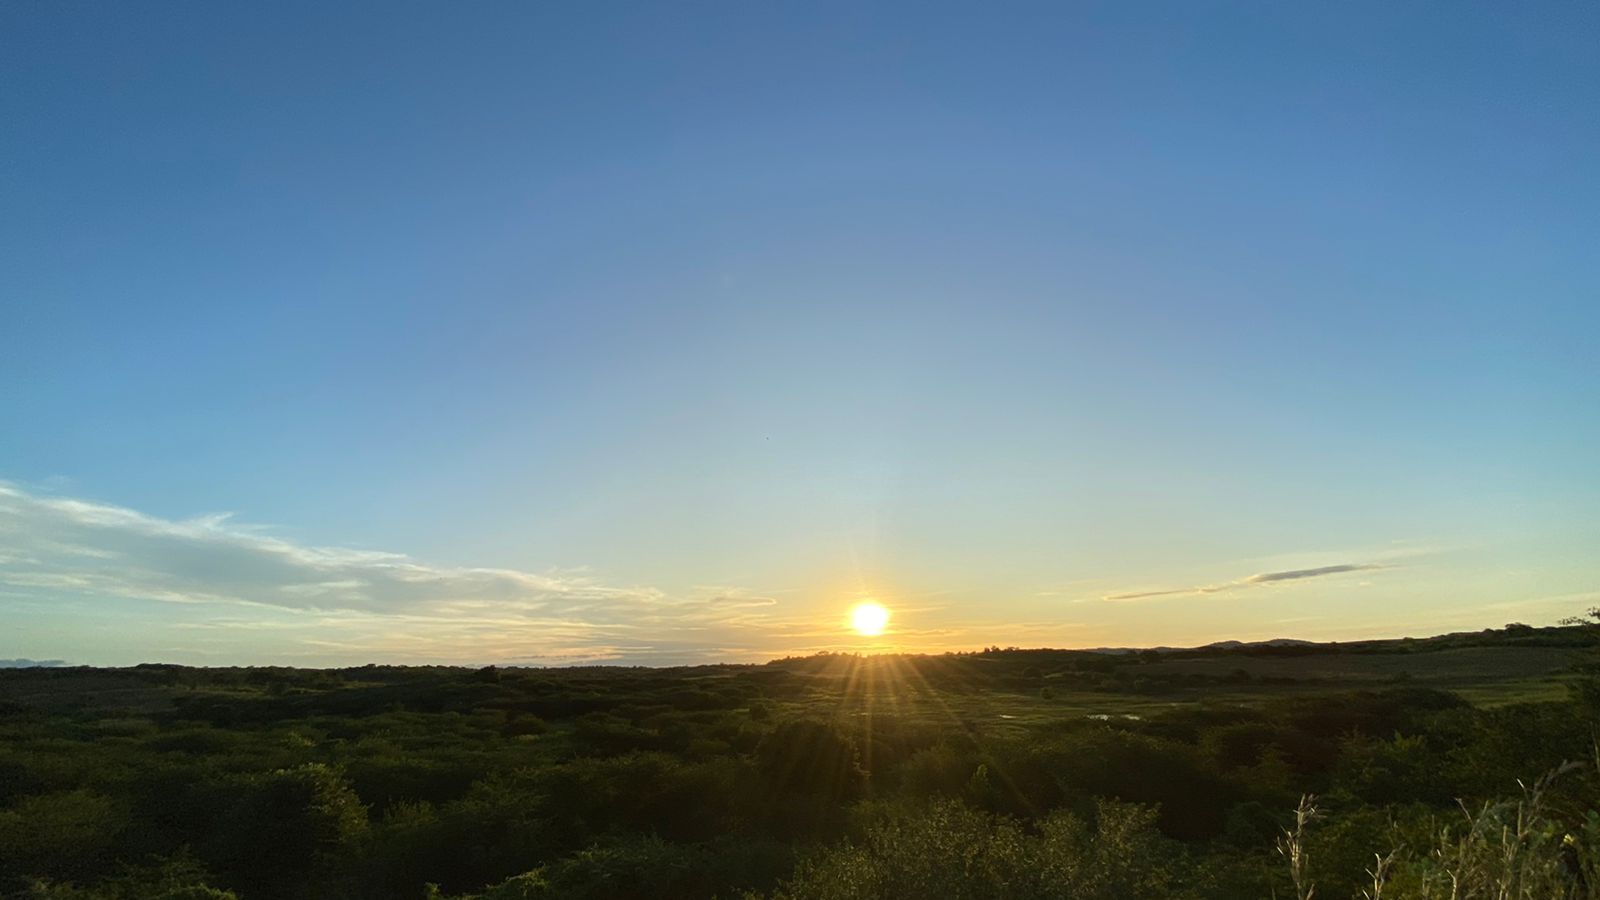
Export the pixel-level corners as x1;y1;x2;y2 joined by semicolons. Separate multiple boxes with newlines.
766;799;1187;900
207;764;367;898
756;722;867;801
0;789;127;884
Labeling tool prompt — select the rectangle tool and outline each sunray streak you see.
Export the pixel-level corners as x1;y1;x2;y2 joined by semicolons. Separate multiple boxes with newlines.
888;653;1044;817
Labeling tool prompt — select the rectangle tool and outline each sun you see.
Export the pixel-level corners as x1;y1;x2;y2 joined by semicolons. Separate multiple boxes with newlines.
849;601;891;637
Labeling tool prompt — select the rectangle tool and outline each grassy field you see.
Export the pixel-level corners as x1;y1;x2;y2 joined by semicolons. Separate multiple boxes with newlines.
2;633;1581;720
765;643;1583;737
1139;645;1578;683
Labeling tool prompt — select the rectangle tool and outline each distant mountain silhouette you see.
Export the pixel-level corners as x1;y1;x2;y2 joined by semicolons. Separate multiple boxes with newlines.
1083;638;1318;655
1202;639;1317;650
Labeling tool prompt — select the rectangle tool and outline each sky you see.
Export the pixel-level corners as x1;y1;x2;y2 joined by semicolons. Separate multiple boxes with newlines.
2;2;1597;667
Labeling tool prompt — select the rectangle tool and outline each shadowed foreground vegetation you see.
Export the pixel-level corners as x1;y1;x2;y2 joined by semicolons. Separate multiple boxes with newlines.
2;621;1598;899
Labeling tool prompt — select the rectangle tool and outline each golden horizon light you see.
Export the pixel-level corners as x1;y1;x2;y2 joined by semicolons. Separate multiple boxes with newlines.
849;601;891;637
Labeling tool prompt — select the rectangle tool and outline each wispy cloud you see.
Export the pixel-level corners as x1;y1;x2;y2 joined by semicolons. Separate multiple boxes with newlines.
1244;563;1380;583
0;481;802;665
0;481;664;616
1103;562;1386;602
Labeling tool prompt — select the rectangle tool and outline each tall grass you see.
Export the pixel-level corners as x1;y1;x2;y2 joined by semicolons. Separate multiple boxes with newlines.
1277;794;1320;900
1290;759;1600;900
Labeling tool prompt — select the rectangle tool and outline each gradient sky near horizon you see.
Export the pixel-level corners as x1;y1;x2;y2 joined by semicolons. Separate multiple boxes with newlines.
3;2;1597;667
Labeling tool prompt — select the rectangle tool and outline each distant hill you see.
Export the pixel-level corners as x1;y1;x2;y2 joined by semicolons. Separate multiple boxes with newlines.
1068;626;1587;658
1202;638;1316;650
1082;638;1320;655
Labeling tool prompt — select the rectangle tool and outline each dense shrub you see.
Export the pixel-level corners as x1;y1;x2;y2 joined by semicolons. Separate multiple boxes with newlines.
207;764;367;899
766;799;1187;900
756;722;867;801
1;639;1596;900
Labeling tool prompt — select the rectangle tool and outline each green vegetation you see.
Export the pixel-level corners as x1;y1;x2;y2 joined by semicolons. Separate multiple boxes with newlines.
1;621;1597;899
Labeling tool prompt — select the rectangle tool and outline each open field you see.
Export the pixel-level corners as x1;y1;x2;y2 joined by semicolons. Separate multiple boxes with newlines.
2;635;1580;724
1137;645;1579;684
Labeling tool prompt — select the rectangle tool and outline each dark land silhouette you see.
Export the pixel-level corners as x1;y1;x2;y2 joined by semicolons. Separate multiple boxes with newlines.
2;618;1599;899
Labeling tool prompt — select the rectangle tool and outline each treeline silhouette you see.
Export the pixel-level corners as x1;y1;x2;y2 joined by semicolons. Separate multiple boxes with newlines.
0;621;1597;898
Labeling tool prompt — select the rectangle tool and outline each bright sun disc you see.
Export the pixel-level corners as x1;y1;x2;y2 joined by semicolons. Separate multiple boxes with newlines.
849;601;890;636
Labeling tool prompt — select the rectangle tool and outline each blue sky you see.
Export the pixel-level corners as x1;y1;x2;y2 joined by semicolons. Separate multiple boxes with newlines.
3;2;1597;665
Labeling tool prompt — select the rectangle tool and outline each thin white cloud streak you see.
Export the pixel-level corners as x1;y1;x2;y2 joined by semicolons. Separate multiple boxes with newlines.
1101;562;1388;602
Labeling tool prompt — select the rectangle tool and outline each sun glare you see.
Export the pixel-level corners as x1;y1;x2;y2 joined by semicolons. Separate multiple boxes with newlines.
849;601;890;637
